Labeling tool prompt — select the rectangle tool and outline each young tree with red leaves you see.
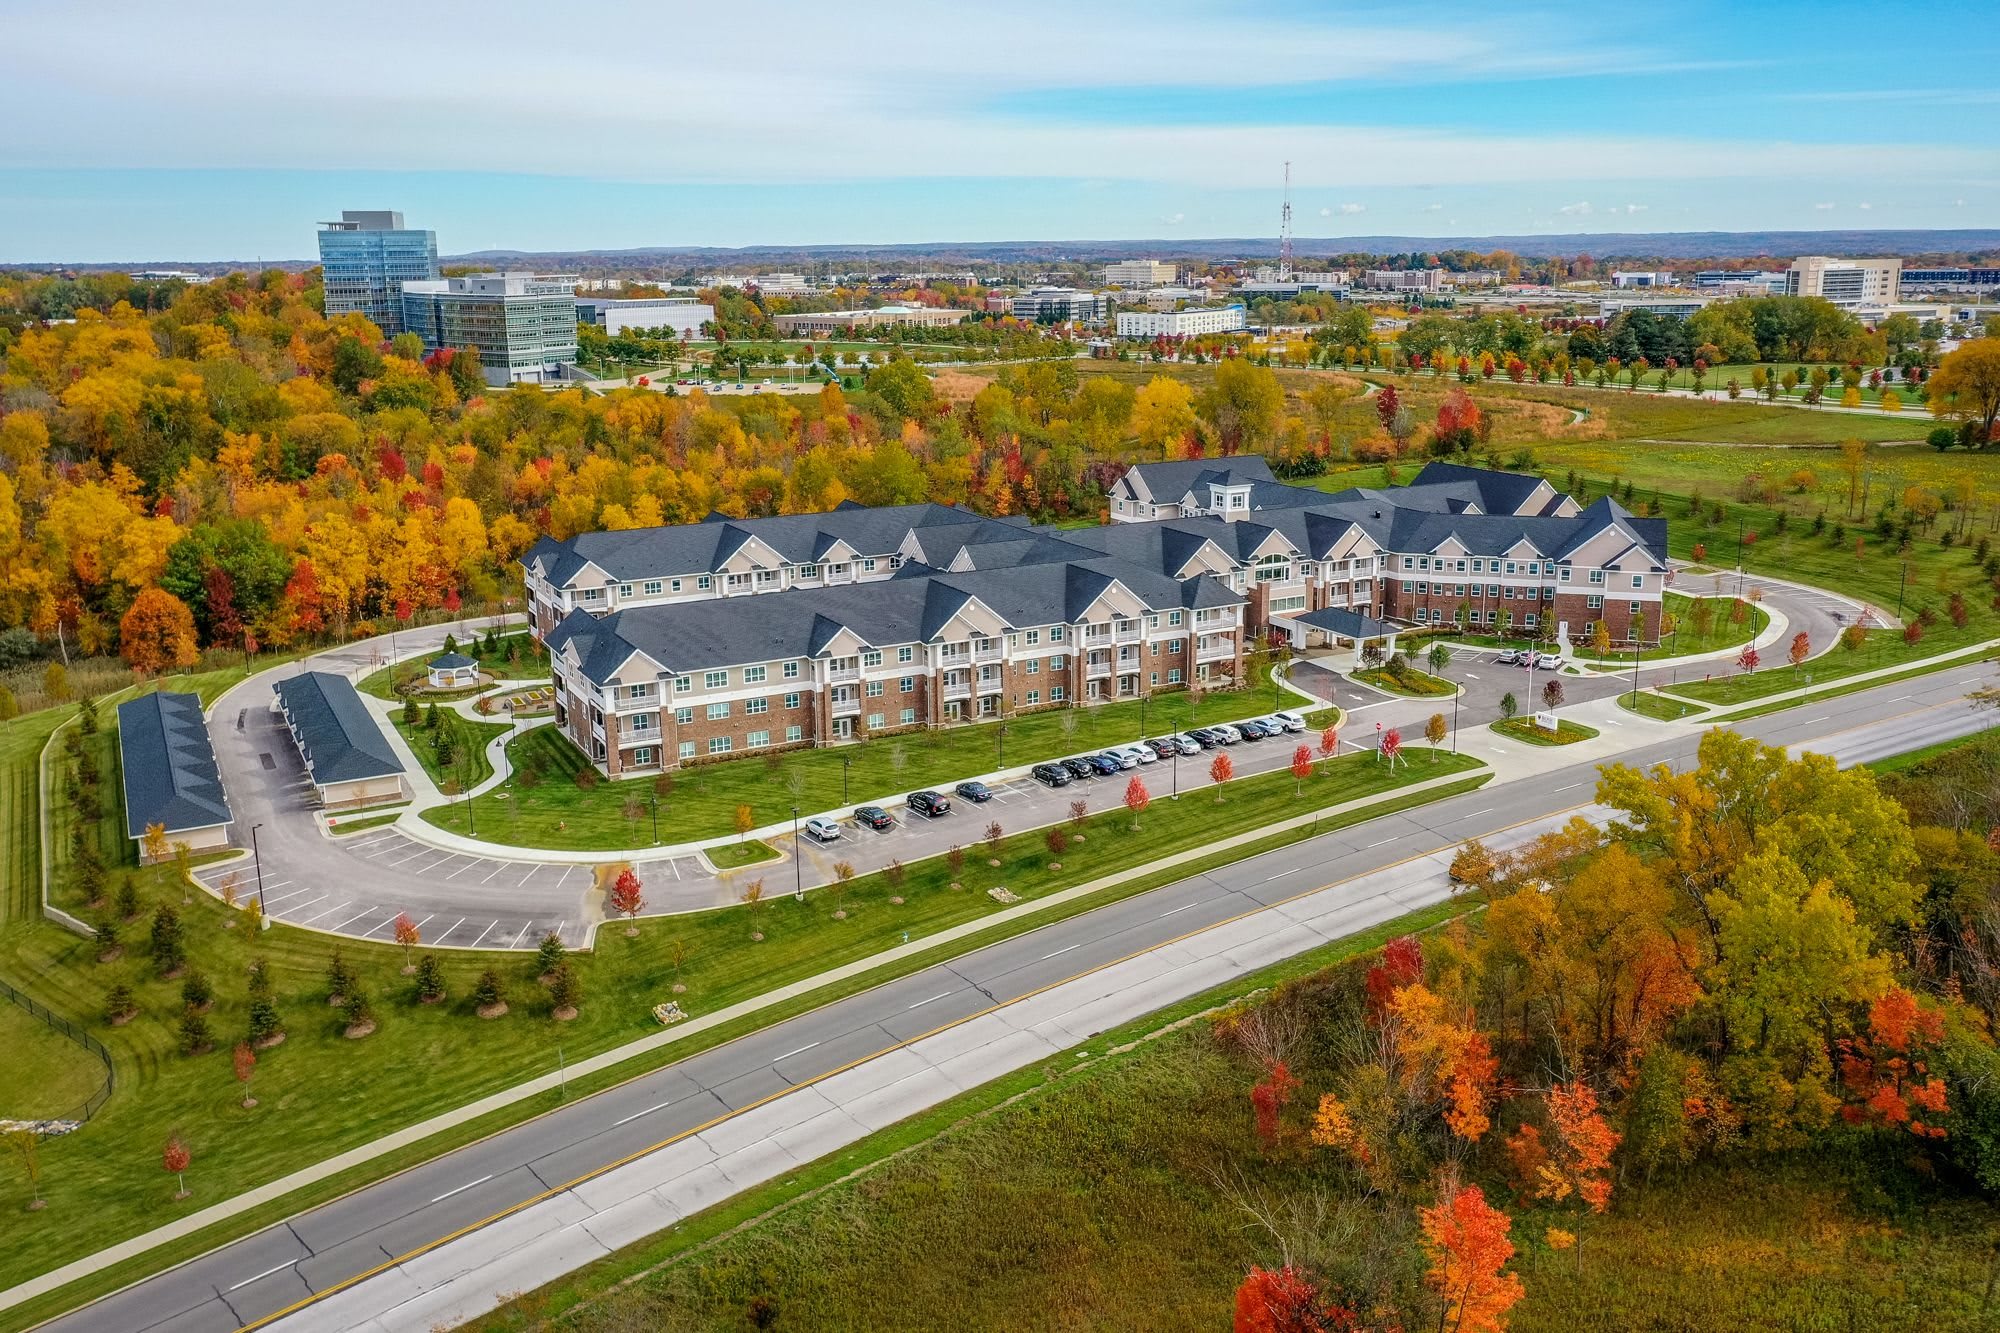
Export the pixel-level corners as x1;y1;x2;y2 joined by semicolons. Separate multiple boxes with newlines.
163;1135;192;1200
1290;744;1313;795
1838;986;1950;1138
1788;631;1811;672
1365;935;1424;1020
1233;1264;1334;1333
1736;644;1761;674
1124;775;1150;829
1419;1181;1524;1333
1509;1081;1622;1214
1432;389;1483;455
1209;750;1234;801
233;1041;258;1108
608;866;646;936
1250;1060;1300;1149
392;912;421;973
1380;727;1403;769
1317;724;1338;762
1375;383;1401;435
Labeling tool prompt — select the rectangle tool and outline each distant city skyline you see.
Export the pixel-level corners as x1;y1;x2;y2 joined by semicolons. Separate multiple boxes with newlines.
0;0;1992;262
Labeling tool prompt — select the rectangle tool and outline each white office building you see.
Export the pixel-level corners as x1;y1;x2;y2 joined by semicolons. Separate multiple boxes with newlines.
1116;305;1247;338
1101;259;1178;287
401;272;579;386
1010;287;1109;323
1361;269;1445;293
1611;270;1675;288
1785;256;1902;306
576;296;716;339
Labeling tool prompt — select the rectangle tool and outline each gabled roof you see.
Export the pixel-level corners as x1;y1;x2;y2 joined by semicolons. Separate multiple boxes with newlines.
429;650;477;669
1410;461;1553;516
117;691;232;839
273;672;405;785
1114;455;1276;505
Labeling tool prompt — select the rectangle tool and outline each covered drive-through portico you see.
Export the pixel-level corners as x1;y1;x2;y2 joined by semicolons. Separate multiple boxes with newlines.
1281;606;1400;670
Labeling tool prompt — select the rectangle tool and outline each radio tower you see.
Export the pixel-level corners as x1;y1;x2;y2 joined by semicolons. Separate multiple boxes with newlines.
1278;161;1294;280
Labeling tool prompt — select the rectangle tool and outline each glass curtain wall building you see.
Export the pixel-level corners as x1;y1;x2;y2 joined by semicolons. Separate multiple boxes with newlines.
400;273;579;385
316;210;439;336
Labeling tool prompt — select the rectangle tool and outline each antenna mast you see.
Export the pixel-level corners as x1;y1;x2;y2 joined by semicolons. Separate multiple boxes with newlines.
1278;161;1294;280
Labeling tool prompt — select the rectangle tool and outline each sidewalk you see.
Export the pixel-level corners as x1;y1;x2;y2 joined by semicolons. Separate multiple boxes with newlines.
0;762;1482;1320
1664;637;2000;718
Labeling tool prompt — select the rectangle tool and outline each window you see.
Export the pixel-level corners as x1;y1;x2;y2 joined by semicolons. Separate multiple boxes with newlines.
1504;561;1516;575
679;741;696;760
862;557;878;572
1503;586;1515;599
1630;600;1642;615
899;676;915;693
785;725;803;743
867;712;885;730
747;730;770;748
697;575;712;591
1051;654;1066;670
1024;629;1040;646
1586;594;1604;609
629;712;656;732
784;692;802;709
642;580;662;596
706;701;731;720
1052;685;1067;701
625;682;651;700
1630;574;1644;589
674;676;692;693
618;583;633;597
632;746;654;766
1025;690;1040;705
1525;613;1539;629
1169;610;1183;626
704;669;727;690
863;650;883;668
797;565;820;580
1168;668;1182;684
1589;569;1606;585
746;697;768;715
670;579;684;593
1150;642;1160;656
1488;584;1500;598
1050;625;1066;642
1455;559;1467;573
897;645;914;663
1559;568;1572;583
1403;580;1417;594
743;665;767;683
1149;672;1159;686
1170;639;1184;654
708;736;732;754
675;707;693;724
1026;659;1040;674
1269;595;1306;613
866;680;884;698
1402;556;1415;570
900;708;916;724
1470;559;1483;572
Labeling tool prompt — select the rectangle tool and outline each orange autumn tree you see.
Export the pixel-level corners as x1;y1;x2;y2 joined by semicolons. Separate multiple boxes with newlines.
1389;982;1501;1143
1507;1080;1621;1214
1419;1181;1524;1333
1232;1264;1335;1333
120;587;200;674
1838;986;1950;1138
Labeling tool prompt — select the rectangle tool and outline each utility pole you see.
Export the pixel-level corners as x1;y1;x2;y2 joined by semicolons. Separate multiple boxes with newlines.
250;823;268;919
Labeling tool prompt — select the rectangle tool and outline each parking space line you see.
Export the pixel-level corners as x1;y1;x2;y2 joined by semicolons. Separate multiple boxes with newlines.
438;917;467;942
517;866;538;887
410;913;435;934
278;893;326;917
556;866;575;889
444;860;483;880
332;906;381;931
300;899;352;925
470;920;499;948
263;886;316;906
509;921;534;949
666;858;683;881
479;863;510;884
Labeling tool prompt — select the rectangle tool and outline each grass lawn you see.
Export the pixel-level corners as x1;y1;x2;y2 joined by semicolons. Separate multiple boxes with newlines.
326;811;406;836
0;1002;108;1122
1665;629;1981;706
1619;690;1707;721
1354;665;1455;697
708;841;778;870
1491;717;1599;746
469;947;2000;1333
0;714;1477;1301
387;706;511;791
1581;593;1767;670
1711;645;1999;723
357;632;549;701
425;686;1316;850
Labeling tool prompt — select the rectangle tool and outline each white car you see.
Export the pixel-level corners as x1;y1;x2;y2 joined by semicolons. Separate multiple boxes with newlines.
1169;733;1203;755
1209;723;1243;744
802;815;842;843
1265;711;1306;734
1117;743;1158;766
1533;652;1565;670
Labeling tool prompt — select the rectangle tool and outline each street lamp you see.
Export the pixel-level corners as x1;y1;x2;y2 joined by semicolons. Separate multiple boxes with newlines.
791;805;804;901
841;755;852;805
650;793;660;845
996;723;1010;768
249;823;268;919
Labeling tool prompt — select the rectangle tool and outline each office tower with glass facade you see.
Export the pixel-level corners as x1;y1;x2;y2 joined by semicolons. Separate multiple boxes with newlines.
400;272;579;385
316;210;439;336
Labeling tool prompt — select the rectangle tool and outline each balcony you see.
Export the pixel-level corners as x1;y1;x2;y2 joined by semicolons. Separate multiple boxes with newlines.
1081;625;1111;644
1197;641;1235;663
1086;660;1112;679
973;644;1003;663
831;695;861;717
942;681;971;701
826;666;860;683
938;647;969;665
1112;625;1141;645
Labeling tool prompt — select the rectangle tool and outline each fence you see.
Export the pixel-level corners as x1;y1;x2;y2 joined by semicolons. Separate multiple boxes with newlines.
0;976;115;1126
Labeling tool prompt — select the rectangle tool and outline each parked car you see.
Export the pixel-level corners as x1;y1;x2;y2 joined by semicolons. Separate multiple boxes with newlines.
1495;647;1526;666
1168;733;1203;756
1032;762;1073;787
1534;652;1565;670
1088;753;1123;776
1209;723;1242;745
907;790;951;818
1147;737;1180;760
1117;743;1158;766
1266;711;1306;733
1061;757;1097;781
1186;728;1220;748
1099;749;1137;771
855;805;895;830
954;780;993;803
1238;719;1272;741
802;815;842;843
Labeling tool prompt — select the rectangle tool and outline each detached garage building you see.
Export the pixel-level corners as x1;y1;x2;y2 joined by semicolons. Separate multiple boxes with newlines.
118;691;234;860
273;671;407;809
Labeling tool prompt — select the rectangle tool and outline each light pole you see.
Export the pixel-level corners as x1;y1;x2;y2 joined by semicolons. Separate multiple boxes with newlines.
841;755;852;805
996;723;1009;769
1449;660;1460;754
791;806;804;901
649;793;659;845
1630;633;1642;707
249;823;268;919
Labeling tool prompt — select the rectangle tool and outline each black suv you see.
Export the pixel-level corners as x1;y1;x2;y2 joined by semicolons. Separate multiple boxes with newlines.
907;790;951;818
1238;719;1272;741
1061;757;1097;781
854;805;895;830
1031;762;1073;787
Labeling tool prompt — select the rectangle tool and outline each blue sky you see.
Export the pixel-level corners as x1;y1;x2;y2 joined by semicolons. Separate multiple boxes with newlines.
0;0;1992;262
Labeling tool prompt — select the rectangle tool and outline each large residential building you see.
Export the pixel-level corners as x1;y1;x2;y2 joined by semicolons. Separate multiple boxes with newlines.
400;272;579;385
1101;259;1178;287
770;305;966;336
1009;287;1109;324
1785;256;1901;306
1115;305;1247;338
575;296;716;339
316;210;439;336
523;462;1664;777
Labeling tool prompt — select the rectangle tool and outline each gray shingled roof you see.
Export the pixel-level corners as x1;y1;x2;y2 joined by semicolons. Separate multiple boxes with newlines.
117;691;232;839
1290;607;1398;640
429;650;477;669
273;672;405;785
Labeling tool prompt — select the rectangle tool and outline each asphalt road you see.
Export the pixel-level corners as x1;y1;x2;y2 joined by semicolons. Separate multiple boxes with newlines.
40;656;1996;1333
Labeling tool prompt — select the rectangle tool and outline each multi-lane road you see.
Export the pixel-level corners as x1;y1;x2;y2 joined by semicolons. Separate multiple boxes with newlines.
30;653;1993;1333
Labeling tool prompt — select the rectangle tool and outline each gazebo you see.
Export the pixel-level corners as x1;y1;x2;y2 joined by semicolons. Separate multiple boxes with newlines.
427;650;480;690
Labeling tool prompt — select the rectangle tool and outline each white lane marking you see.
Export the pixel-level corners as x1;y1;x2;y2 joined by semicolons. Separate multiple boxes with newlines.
517;866;538;887
1362;836;1398;849
556;866;576;889
772;1040;821;1063
331;907;380;931
299;900;351;925
1890;693;1915;701
438;917;467;942
612;1101;673;1128
1040;942;1083;960
1262;865;1303;883
1804;715;1831;724
444;860;483;880
908;991;953;1009
1158;902;1200;917
1465;673;1480;680
509;921;535;949
1553;782;1582;793
1465;808;1494;818
480;862;510;884
470;920;499;949
428;1173;494;1204
667;858;683;881
228;1260;299;1291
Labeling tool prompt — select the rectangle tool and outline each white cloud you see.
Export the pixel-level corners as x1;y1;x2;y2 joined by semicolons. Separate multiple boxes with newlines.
1858;201;1873;210
1337;202;1365;215
1164;212;1185;224
1558;201;1594;215
1318;207;1331;216
1421;203;1444;212
1814;202;1836;210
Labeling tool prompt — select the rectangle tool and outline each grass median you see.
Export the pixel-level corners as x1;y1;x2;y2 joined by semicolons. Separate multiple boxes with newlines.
0;713;1477;1315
